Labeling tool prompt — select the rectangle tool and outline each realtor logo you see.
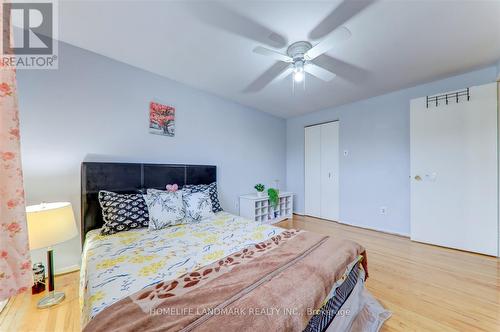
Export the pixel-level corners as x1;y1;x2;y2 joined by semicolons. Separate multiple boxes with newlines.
3;2;53;54
1;1;58;69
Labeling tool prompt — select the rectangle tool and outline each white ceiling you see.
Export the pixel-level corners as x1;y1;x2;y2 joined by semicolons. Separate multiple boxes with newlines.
57;0;500;118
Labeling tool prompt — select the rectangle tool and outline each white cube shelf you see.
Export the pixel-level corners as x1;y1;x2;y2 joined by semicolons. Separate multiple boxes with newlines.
239;192;294;224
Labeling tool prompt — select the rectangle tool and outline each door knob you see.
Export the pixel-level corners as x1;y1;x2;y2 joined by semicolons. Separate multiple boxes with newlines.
414;175;422;181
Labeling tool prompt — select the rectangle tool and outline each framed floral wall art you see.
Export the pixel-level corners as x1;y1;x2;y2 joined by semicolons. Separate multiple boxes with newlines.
149;101;175;137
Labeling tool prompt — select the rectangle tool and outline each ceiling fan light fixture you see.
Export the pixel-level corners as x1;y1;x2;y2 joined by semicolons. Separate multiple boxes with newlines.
293;60;304;82
293;70;304;82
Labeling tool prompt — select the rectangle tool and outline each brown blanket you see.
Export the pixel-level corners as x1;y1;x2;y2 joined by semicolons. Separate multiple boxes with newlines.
84;230;365;332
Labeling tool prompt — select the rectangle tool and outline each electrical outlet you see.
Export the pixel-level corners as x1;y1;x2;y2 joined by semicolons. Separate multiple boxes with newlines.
379;206;387;215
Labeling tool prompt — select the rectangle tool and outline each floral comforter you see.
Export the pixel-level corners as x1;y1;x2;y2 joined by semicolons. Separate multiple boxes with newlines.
80;212;284;327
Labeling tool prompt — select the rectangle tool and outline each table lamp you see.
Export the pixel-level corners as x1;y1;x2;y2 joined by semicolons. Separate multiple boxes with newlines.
26;202;78;309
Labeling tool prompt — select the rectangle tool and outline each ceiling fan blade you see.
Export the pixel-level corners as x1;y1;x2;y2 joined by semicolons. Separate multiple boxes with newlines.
275;65;294;81
304;27;351;61
189;2;287;48
313;54;369;83
253;46;293;63
243;63;292;93
305;63;337;81
309;0;375;40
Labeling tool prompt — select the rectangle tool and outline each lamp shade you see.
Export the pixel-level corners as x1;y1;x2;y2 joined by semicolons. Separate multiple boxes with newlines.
26;202;78;250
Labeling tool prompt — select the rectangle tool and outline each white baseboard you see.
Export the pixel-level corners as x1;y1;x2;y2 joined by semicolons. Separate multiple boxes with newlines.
0;299;7;313
55;264;80;276
339;219;409;237
294;213;410;237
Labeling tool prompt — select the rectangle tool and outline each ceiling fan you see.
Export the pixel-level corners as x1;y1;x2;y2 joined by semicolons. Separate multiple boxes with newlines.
253;27;352;84
189;0;374;92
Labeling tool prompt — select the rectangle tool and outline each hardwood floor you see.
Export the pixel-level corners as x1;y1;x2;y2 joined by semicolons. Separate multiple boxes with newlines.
0;272;80;332
1;215;499;331
277;215;500;332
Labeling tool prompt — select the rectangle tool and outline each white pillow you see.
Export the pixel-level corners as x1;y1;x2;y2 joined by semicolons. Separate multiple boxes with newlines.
183;190;214;222
143;190;185;230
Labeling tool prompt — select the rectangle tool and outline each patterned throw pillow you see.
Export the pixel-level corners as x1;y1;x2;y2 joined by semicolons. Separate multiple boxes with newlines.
98;191;149;235
143;189;186;230
183;182;222;212
182;190;214;222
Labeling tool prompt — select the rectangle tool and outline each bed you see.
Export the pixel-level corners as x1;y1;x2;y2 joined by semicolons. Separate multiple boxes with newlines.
80;162;390;331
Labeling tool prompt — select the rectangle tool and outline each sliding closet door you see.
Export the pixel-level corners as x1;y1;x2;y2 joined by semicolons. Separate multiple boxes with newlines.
320;121;340;221
410;82;498;256
305;125;321;218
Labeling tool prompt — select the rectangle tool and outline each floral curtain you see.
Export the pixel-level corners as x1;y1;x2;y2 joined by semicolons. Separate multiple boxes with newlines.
0;2;32;300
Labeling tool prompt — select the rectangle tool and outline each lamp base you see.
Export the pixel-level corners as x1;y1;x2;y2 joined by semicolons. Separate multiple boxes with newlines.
37;291;65;309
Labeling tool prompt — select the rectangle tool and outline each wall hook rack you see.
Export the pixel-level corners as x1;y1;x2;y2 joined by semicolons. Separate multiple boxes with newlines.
426;88;470;108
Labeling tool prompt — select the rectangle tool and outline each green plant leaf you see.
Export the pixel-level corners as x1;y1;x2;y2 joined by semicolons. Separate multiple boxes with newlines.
254;183;265;192
267;188;279;208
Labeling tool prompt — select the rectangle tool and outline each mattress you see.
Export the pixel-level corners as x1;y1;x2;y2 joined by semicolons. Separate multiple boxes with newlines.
80;212;285;326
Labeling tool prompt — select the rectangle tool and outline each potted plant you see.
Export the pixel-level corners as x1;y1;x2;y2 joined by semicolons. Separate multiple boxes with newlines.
254;183;265;197
267;188;279;218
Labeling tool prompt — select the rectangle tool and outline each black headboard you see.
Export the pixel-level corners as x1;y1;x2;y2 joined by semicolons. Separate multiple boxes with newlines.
81;162;216;245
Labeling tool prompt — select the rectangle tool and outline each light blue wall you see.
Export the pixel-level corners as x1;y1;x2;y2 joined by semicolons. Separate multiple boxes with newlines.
286;66;498;235
17;42;286;271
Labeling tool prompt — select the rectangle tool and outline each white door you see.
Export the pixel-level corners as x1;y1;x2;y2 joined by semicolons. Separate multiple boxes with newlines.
305;125;321;218
410;82;498;256
320;121;340;220
305;122;340;220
